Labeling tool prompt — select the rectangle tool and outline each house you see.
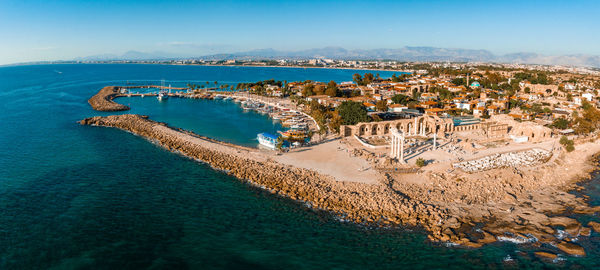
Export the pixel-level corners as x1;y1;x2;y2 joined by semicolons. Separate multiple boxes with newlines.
363;102;376;111
448;85;467;92
486;105;500;115
582;92;594;102
306;95;330;104
455;102;472;110
493;100;509;111
388;104;408;112
473;106;485;117
552;109;571;119
419;100;438;109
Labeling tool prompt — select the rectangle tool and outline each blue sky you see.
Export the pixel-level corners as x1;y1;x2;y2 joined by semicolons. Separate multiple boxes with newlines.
0;0;598;65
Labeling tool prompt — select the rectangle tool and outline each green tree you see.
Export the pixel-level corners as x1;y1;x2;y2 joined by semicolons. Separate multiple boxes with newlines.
363;73;374;85
391;94;412;105
416;158;426;167
328;111;343;133
302;83;315;96
375;100;388;112
337;101;369;125
325;81;339;97
451;78;466;86
559;136;575;152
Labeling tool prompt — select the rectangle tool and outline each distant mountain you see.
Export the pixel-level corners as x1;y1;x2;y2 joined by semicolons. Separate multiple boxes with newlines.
76;47;600;68
199;46;498;62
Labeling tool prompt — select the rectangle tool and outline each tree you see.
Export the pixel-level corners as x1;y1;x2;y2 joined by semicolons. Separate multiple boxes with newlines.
336;101;369;125
412;89;420;100
582;99;593;110
302;83;315;97
391;94;412;105
314;84;326;95
363;73;374;85
325;81;339;97
376;99;388;112
559;136;575;152
353;74;363;86
451;78;466;86
328;111;343;133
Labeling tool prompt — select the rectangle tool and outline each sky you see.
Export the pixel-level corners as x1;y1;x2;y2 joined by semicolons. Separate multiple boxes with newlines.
0;0;599;65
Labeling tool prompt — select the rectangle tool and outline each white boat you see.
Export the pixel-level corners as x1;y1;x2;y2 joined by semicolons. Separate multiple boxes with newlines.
257;132;279;149
157;79;169;101
157;91;168;101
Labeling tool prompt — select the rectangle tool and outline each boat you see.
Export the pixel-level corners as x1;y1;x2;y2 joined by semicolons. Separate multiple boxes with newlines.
157;79;169;101
257;132;279;149
279;130;307;140
157;91;168;101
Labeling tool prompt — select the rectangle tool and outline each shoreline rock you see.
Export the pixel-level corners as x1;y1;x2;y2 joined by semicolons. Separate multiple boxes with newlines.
87;86;130;111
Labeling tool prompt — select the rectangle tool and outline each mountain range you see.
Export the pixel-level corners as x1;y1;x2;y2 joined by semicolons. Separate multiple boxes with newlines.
78;47;600;68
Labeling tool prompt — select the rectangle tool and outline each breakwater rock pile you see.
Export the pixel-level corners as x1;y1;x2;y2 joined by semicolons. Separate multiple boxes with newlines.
88;86;130;111
453;148;552;173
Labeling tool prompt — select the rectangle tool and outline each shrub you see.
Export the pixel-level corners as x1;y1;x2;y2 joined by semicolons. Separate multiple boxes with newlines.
416;158;426;167
565;144;575;152
559;135;575;152
559;135;570;145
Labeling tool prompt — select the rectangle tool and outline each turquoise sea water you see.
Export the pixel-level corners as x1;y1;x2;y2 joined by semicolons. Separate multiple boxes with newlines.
1;64;599;269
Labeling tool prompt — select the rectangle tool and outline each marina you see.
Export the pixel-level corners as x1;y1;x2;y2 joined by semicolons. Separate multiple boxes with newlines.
105;85;317;149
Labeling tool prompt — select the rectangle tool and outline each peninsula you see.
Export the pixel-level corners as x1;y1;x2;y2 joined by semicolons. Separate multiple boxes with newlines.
82;62;600;258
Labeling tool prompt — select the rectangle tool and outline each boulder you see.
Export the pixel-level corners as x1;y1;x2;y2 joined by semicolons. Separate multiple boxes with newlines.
557;241;586;257
588;221;600;233
534;251;558;260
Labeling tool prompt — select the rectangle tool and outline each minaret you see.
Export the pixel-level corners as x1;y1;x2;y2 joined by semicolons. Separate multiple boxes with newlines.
467;73;470;87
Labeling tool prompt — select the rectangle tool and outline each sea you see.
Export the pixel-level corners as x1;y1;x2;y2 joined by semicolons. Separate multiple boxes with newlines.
0;64;599;269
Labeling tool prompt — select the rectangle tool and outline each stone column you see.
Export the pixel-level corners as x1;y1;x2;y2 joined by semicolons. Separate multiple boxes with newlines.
390;134;396;158
433;133;437;150
414;117;418;136
400;132;405;163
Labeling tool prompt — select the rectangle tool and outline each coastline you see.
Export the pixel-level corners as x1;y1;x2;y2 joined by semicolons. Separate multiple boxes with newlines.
83;86;600;257
0;62;411;74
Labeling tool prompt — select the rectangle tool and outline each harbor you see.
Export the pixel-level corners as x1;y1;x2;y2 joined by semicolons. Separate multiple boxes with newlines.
96;84;318;150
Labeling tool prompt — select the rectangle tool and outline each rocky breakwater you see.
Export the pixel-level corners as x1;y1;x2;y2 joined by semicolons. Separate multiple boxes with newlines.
79;114;475;246
88;86;130;111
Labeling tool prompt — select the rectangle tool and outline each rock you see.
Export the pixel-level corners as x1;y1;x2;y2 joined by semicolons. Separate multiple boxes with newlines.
477;231;497;244
88;86;130;111
462;240;483;248
556;241;586;257
534;251;558;260
588;221;600;233
579;227;591;237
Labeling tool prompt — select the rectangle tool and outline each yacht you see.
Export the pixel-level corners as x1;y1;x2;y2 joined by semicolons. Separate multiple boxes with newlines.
257;132;279;149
